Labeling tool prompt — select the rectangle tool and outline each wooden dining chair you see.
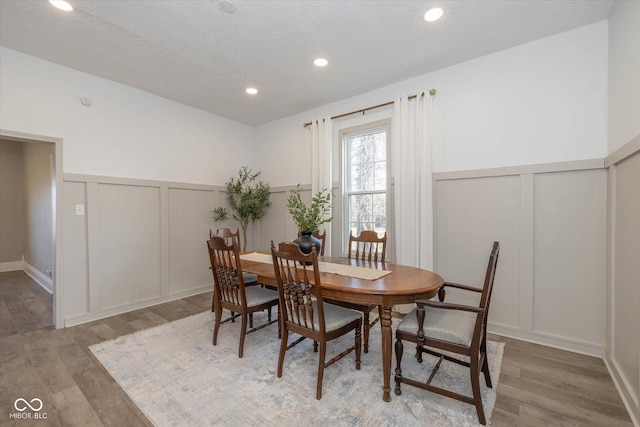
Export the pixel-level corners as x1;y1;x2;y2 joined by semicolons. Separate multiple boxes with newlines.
393;242;500;425
209;228;258;311
271;241;362;400
207;236;279;358
326;230;387;352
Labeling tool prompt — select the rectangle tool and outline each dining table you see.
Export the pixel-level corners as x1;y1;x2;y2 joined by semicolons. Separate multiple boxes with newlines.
239;251;444;402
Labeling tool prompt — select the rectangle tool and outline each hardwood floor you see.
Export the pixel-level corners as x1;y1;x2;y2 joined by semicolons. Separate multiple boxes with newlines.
0;271;633;426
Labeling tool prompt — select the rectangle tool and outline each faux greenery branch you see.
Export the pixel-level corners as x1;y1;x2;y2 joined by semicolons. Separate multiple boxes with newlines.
225;166;271;251
211;206;229;223
286;185;333;233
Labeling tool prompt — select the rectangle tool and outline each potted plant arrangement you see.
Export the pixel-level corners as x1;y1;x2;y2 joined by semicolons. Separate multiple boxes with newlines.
221;166;271;251
286;184;332;255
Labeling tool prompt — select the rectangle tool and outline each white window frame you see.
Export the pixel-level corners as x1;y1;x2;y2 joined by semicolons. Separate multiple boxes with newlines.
339;119;391;256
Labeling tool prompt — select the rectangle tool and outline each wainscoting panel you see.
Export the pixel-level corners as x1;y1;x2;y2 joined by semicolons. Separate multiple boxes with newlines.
168;187;214;294
608;145;640;422
96;183;162;309
532;169;607;344
434;175;522;330
434;160;607;356
61;180;88;317
62;174;225;326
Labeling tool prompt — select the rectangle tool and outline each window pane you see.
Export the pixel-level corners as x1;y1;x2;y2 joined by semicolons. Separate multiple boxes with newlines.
349;132;386;192
343;125;388;254
348;193;386;235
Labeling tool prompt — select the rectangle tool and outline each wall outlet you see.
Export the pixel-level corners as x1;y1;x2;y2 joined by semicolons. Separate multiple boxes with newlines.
75;204;85;216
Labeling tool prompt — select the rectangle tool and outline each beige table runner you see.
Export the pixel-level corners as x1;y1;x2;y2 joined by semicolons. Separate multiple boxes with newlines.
240;252;392;281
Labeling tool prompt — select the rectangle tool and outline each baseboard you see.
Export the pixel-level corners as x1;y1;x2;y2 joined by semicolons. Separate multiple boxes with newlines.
64;284;213;327
488;323;603;358
604;354;640;427
23;262;53;294
0;261;23;272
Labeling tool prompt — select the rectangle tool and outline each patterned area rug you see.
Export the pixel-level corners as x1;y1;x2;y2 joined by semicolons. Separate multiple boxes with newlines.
90;311;504;426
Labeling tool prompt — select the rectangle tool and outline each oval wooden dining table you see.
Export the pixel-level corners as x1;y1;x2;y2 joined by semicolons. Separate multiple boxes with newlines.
240;253;444;402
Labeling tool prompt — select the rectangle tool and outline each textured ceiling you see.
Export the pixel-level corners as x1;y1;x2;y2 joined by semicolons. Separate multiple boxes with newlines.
0;0;614;126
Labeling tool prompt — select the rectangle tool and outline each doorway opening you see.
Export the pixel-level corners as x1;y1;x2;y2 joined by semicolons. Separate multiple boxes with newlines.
0;129;63;328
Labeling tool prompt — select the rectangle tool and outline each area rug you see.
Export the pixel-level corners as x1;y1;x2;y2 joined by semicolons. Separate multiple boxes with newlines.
90;311;504;426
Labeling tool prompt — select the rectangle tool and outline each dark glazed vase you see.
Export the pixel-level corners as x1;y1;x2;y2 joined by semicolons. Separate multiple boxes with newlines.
293;231;322;256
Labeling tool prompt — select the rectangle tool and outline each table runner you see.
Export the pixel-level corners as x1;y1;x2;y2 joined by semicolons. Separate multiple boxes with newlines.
240;252;392;281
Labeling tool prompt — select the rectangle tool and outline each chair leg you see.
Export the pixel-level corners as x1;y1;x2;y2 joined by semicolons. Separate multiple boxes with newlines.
238;314;248;358
213;306;222;346
249;313;254;329
211;293;215;312
470;357;487;425
355;325;362;370
316;341;327;400
277;329;288;378
480;335;492;388
363;312;370;353
394;335;404;395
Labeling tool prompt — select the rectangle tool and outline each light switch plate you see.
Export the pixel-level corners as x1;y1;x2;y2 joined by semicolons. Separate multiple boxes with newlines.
75;204;85;216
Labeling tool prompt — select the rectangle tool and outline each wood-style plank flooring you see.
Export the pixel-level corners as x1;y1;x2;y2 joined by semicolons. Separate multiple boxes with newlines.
0;271;633;426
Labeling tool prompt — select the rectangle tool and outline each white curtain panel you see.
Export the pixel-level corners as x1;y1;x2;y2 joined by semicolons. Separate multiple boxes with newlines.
310;116;333;255
392;93;434;271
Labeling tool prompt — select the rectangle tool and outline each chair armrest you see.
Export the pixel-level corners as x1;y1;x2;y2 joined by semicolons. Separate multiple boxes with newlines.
442;281;482;293
437;281;482;302
415;298;484;314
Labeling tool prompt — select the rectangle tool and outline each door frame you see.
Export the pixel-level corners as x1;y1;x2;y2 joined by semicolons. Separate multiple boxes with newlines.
1;129;64;328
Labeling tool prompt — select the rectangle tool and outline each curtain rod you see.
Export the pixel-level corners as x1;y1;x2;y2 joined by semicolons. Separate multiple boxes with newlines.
303;88;436;128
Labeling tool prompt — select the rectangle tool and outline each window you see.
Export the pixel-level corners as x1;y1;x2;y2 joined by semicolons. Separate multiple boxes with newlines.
342;124;389;251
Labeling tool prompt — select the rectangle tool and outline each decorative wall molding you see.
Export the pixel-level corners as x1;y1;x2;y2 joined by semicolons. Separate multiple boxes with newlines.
434;158;604;181
23;261;53;294
434;162;607;358
62;174;228;326
0;261;23;272
64;283;212;327
603;135;640;427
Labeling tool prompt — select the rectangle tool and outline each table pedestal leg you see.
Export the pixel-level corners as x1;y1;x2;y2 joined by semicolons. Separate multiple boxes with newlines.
380;304;393;402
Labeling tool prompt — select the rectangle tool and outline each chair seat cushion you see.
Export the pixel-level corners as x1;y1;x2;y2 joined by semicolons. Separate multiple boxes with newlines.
397;305;477;347
312;301;362;332
242;272;258;284
245;286;278;307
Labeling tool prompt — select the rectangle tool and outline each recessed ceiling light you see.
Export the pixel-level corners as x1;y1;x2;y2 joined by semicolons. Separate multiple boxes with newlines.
313;58;328;67
246;87;258;95
423;7;444;23
49;0;74;12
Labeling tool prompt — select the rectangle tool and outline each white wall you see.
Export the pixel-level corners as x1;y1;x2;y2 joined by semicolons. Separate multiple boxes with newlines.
608;1;640;153
0;46;258;326
0;140;24;265
254;21;608;185
22;142;54;279
0;47;256;184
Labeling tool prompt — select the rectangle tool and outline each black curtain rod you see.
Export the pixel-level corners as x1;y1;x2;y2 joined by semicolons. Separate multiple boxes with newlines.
303;88;436;128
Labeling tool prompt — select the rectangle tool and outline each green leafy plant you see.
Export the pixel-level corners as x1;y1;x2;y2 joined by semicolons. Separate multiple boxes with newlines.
226;166;271;251
286;185;333;233
211;206;229;223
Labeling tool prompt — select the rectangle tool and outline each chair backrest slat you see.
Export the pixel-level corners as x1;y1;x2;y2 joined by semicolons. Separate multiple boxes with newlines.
271;242;325;333
348;230;387;263
211;227;241;247
207;236;247;309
